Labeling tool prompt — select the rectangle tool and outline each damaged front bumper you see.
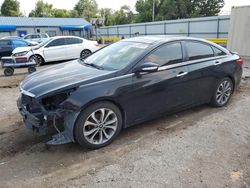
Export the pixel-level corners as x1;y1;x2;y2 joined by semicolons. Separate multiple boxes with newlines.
17;94;79;145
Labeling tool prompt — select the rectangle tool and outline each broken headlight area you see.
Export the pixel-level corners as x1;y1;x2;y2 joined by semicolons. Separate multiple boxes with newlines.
18;89;77;144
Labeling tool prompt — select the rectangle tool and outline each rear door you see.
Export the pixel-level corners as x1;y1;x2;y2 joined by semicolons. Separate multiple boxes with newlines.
0;40;12;57
184;40;228;104
43;38;68;62
65;37;84;59
125;42;192;123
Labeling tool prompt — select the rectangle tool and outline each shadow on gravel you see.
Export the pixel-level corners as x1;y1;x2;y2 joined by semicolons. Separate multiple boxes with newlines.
0;103;220;161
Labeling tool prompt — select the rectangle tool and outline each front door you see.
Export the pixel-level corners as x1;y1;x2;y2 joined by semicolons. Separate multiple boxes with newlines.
125;42;191;124
43;38;68;62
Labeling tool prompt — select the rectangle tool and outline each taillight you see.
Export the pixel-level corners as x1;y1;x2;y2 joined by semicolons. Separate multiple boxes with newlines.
236;58;244;66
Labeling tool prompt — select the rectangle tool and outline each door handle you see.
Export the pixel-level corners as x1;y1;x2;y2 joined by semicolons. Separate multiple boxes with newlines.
214;60;222;66
176;72;188;77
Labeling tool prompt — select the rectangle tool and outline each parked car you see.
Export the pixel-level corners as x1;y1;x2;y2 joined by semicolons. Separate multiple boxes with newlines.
23;33;50;43
12;36;99;65
17;36;243;149
0;38;36;59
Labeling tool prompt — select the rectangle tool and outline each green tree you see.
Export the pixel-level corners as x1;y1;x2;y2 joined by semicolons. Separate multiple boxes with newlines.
0;0;21;16
135;0;225;22
189;0;225;17
74;0;98;20
53;9;71;18
113;5;134;25
135;0;153;22
29;0;53;17
100;8;114;26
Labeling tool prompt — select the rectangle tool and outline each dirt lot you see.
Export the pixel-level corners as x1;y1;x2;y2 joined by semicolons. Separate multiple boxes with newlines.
0;61;250;188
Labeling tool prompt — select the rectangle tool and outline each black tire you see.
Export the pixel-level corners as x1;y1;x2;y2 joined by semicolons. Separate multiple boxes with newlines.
4;67;14;76
74;101;123;149
30;55;44;66
28;66;36;74
80;49;92;59
210;77;234;107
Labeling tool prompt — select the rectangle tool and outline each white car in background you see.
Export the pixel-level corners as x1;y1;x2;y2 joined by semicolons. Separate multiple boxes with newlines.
12;36;99;65
23;33;50;43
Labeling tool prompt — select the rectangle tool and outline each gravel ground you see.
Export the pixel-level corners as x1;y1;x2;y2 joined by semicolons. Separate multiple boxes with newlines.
0;60;249;188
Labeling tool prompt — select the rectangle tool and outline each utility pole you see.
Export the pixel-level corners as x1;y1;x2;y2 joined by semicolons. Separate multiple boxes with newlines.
152;0;155;22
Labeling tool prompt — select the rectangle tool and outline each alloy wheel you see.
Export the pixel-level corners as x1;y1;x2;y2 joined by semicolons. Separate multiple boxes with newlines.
216;80;232;105
81;50;91;59
30;55;43;66
83;108;118;145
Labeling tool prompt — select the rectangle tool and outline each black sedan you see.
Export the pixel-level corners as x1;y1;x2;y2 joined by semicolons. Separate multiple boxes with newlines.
17;36;243;149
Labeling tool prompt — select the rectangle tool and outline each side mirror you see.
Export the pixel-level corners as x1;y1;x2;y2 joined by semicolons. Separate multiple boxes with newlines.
133;62;159;73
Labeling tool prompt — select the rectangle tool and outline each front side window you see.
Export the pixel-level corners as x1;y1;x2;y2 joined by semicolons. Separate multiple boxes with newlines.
24;35;32;39
83;41;150;70
143;42;183;66
46;38;65;47
186;41;214;61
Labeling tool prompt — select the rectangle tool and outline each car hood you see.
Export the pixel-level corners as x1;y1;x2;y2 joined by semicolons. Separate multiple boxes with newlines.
12;46;32;54
20;60;116;99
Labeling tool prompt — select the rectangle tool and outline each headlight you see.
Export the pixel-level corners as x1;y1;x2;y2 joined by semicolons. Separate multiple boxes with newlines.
41;88;77;111
13;51;29;57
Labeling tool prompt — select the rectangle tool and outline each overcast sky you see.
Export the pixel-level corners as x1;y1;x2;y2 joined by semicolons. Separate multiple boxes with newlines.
0;0;249;16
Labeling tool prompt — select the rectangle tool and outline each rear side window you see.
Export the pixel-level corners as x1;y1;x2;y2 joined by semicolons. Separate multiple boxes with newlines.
41;34;48;38
66;38;83;45
32;35;40;39
46;38;65;47
144;42;183;66
212;46;226;56
186;41;214;60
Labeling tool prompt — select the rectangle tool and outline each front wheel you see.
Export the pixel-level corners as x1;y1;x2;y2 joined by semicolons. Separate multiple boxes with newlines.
210;77;234;107
30;55;44;66
74;102;123;149
4;67;14;76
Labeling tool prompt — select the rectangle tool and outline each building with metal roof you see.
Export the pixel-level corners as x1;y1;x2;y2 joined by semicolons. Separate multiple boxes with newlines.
0;16;92;39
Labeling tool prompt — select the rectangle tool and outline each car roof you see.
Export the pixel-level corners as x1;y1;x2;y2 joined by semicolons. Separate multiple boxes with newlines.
122;35;229;54
0;38;26;41
50;36;82;39
123;35;211;44
26;33;46;35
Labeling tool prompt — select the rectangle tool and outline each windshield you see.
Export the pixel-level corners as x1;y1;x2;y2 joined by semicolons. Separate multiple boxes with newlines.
83;41;150;70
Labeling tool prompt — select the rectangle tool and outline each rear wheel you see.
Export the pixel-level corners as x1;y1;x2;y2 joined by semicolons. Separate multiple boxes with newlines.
74;102;122;149
210;77;234;107
80;49;92;59
4;67;14;76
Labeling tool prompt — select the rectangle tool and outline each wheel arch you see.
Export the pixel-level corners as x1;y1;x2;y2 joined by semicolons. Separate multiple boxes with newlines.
82;49;92;53
30;54;45;63
72;98;126;142
226;75;236;92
